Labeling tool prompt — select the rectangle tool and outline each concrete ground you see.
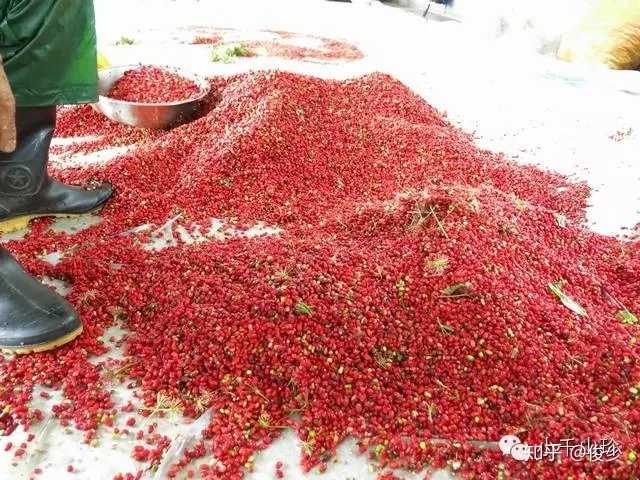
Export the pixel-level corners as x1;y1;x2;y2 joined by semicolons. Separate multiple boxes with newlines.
2;1;640;479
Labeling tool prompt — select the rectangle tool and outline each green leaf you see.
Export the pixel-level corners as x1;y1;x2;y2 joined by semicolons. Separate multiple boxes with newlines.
373;444;385;458
116;36;135;46
295;301;313;316
210;43;253;63
618;309;639;325
548;281;587;316
426;257;448;274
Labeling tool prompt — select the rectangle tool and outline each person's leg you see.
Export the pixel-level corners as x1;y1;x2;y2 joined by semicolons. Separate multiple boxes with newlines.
0;106;112;234
0;106;113;353
0;247;81;353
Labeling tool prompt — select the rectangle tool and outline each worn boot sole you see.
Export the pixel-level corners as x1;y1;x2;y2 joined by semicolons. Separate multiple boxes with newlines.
0;210;100;236
1;324;83;355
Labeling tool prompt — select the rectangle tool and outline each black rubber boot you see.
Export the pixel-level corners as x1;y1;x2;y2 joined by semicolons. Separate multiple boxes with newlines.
0;106;113;234
0;247;81;354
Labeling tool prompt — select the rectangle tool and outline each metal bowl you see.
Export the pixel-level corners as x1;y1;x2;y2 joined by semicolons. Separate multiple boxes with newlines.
93;65;211;129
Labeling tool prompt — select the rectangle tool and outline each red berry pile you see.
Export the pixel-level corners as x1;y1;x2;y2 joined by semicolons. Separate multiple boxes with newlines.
240;38;362;62
190;30;363;62
107;66;202;104
52;105;161;157
2;71;640;479
193;34;223;46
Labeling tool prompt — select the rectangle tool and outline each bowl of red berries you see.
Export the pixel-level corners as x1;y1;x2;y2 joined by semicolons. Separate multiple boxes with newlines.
94;65;211;129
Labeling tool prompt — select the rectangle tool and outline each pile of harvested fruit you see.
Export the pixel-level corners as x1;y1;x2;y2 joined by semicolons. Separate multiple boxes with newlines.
243;38;363;62
107;66;202;103
189;29;363;63
2;71;640;480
